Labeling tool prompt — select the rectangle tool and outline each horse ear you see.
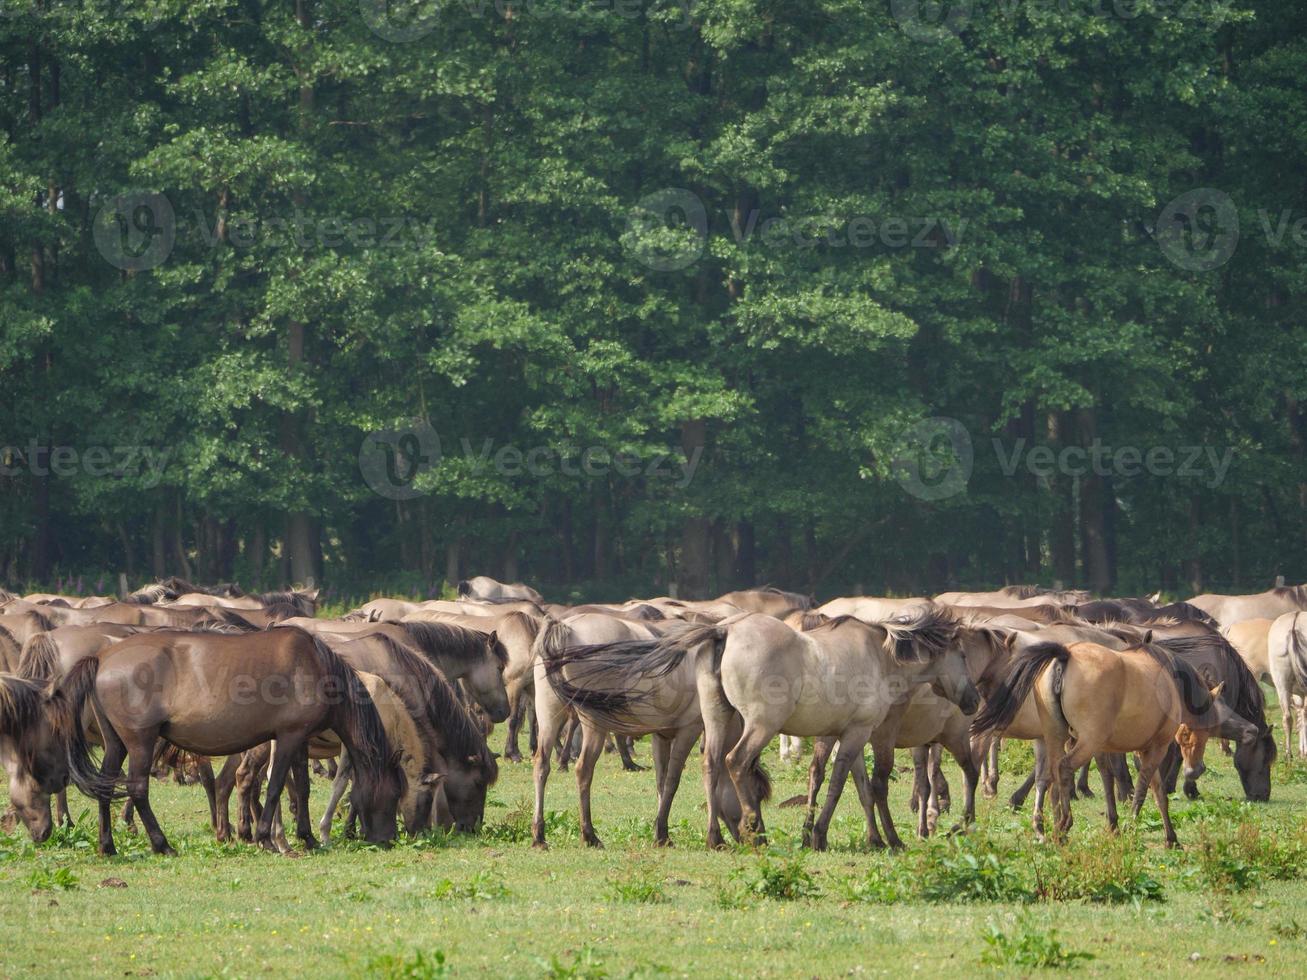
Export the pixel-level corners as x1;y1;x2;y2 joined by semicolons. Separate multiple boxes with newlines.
421;772;445;786
487;630;498;647
1148;591;1162;603
1004;632;1018;649
1209;682;1225;699
1143;630;1153;643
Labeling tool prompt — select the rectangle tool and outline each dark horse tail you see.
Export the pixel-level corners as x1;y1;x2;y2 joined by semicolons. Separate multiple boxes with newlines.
299;630;394;781
51;657;124;801
970;641;1070;738
541;622;727;719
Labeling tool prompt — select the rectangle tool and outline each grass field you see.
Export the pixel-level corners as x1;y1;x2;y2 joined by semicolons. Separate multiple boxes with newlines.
1;727;1306;978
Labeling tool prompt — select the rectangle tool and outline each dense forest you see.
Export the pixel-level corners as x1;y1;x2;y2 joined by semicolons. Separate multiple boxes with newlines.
1;0;1305;600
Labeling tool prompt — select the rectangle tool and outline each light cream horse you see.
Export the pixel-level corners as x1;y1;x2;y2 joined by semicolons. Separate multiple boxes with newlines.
1267;612;1307;759
1189;584;1307;628
681;609;980;848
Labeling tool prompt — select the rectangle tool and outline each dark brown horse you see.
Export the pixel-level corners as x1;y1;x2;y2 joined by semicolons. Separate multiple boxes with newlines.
56;627;403;854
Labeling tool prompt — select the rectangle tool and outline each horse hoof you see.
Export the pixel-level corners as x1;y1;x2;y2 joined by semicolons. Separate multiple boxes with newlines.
301;835;320;851
622;763;648;773
159;845;178;857
583;835;604;849
655;836;673;848
531;839;549;851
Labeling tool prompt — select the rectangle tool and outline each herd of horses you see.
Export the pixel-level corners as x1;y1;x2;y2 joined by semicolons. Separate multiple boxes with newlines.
0;574;1305;859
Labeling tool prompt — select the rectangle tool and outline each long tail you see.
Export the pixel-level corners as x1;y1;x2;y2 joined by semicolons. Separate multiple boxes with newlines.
970;641;1070;738
17;631;60;681
51;657;124;801
542;622;727;720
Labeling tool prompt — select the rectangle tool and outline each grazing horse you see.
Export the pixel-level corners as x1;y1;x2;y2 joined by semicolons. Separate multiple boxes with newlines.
399;610;540;761
970;639;1255;846
1268;611;1307;759
684;609;980;849
1189;584;1307;629
55;627;403;855
306;621;511;723
0;674;73;841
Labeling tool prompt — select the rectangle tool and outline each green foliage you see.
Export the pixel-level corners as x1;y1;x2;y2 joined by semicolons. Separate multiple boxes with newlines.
27;865;78;891
3;0;1307;600
917;842;1033;904
1035;834;1165;906
980;918;1094;970
731;849;821;901
605;864;667;904
430;870;510;902
364;949;451;980
537;945;608;979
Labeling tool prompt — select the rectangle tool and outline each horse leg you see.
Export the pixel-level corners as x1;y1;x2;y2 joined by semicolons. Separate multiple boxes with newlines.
802;737;833;847
55;789;70;828
809;733;869;851
96;726;128;857
912;745;931;839
318;748;353;841
556;714;579;772
726;720;777;847
574;724;606;848
1054;739;1098;842
926;745;945;834
869;738;907;850
1075;763;1093;799
653;728;697;847
980;736;1001;798
951;737;980;833
1110;752;1134;800
531;680;566;850
1139;744;1180;848
503;684;527;763
847;749;882;849
255;736;301;853
1009;767;1036;810
195;757;218;835
213;754;240;842
288;747;318;850
616;735;646;772
1029;740;1049;840
1095;753;1120;832
120;798;136;833
125;733;174;856
700;709;735;850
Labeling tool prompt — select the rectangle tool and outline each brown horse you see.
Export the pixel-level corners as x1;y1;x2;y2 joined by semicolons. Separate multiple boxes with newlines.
971;639;1255;846
55;627;403;854
1190;584;1307;628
